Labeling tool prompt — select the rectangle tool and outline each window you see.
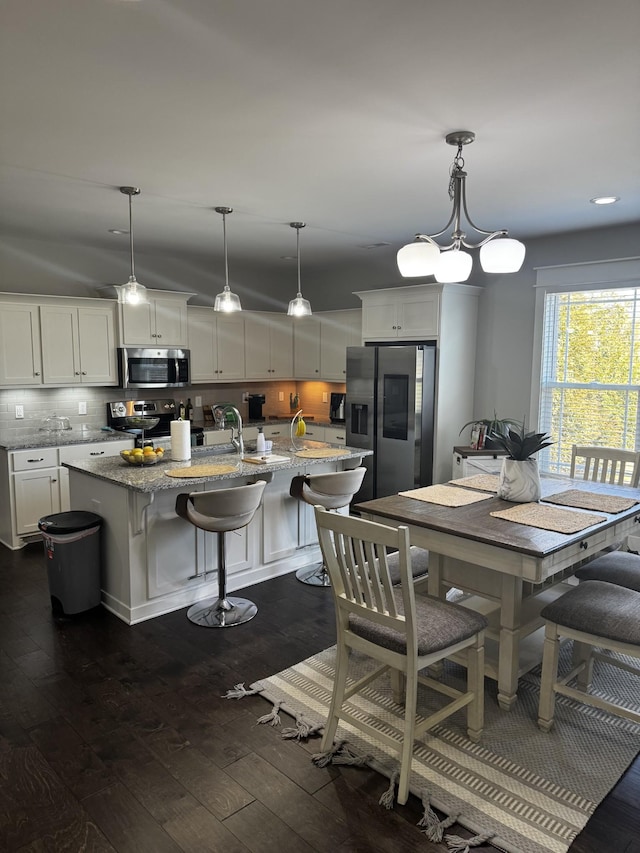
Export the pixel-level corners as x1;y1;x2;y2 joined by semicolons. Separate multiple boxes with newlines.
538;286;640;476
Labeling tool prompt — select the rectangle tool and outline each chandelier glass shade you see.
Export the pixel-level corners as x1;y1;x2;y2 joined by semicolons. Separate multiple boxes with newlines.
287;222;312;317
117;186;148;306
213;206;242;313
397;131;525;283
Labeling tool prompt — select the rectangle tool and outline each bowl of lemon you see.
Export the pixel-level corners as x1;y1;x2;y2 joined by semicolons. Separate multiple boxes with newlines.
120;446;165;466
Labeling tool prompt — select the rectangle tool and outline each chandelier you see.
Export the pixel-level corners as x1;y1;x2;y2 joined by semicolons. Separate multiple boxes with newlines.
117;186;148;305
287;222;312;317
397;131;525;283
213;206;242;312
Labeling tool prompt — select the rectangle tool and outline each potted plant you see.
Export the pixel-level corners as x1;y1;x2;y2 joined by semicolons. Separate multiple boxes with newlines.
487;424;554;502
459;412;522;450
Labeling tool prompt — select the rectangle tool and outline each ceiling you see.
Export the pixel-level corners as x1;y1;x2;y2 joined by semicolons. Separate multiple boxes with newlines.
1;0;639;298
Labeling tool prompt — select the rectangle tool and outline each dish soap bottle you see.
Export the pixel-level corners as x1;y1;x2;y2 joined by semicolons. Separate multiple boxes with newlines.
256;427;266;453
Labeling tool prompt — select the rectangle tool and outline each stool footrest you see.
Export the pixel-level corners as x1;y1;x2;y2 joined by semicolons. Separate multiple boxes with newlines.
186;596;258;628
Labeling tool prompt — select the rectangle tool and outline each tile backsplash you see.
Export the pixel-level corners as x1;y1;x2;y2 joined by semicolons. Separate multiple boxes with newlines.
0;380;346;438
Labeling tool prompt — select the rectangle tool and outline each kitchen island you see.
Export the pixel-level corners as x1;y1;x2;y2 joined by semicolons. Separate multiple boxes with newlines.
64;443;369;624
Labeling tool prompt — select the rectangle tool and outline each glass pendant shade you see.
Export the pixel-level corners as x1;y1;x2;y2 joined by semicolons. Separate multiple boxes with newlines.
479;238;526;273
397;240;441;277
287;222;311;316
118;186;148;306
434;249;473;283
214;285;242;312
287;293;312;317
213;206;242;313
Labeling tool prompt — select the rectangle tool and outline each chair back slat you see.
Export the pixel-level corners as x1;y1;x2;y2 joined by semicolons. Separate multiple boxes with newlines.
570;445;640;487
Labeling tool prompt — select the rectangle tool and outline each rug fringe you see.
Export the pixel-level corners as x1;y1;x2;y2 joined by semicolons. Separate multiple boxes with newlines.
445;832;496;851
378;770;398;809
223;681;263;699
418;790;459;842
256;699;282;726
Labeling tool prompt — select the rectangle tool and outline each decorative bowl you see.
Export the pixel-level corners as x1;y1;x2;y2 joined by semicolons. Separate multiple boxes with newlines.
124;416;160;430
120;449;164;466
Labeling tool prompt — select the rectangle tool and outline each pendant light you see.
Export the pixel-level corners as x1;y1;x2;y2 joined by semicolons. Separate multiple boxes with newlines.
117;186;148;305
287;222;312;317
213;206;242;312
397;131;525;282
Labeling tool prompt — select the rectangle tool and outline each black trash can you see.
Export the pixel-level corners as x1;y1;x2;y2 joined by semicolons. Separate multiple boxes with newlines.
38;511;103;616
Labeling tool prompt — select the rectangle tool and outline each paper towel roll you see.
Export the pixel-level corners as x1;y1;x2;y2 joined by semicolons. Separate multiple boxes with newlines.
170;419;191;461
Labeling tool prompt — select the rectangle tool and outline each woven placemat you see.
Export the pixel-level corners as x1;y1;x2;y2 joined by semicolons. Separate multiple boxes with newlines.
449;474;500;493
398;484;494;507
295;448;350;458
490;502;606;533
543;488;639;514
165;463;239;478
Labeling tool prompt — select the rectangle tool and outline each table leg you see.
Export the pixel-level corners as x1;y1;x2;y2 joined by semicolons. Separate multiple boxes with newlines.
497;574;523;711
427;553;445;677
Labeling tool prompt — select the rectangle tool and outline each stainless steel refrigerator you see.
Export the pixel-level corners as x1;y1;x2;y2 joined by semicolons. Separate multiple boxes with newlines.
346;344;436;501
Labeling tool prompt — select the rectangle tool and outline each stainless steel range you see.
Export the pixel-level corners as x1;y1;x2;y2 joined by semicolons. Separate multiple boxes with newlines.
107;399;204;447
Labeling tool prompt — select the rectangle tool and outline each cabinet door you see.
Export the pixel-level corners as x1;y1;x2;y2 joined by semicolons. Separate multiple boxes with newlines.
187;307;216;382
14;469;62;535
215;314;245;380
244;314;272;379
77;307;116;383
0;304;42;386
293;316;321;378
268;315;293;377
120;300;156;345
320;310;361;380
397;291;439;337
361;300;399;339
154;297;187;346
324;426;346;445
40;306;79;384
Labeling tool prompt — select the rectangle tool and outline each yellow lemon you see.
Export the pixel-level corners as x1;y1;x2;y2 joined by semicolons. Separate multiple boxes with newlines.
156;447;164;455
121;449;130;457
143;446;154;455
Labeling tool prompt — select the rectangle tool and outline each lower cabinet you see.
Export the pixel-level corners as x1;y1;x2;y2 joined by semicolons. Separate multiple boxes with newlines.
14;468;63;536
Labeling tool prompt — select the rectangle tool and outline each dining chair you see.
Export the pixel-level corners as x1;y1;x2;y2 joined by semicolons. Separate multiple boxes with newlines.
538;580;640;731
569;445;640;487
314;506;487;806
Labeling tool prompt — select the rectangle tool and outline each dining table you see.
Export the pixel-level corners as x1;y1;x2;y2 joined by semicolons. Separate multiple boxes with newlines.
355;474;640;710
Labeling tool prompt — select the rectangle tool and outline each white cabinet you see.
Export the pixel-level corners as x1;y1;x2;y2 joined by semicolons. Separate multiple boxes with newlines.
119;290;191;347
357;286;440;340
188;307;245;382
293;316;321;378
0;439;134;550
40;305;117;385
319;309;361;380
244;313;293;379
324;426;347;445
0;303;43;386
452;447;506;478
300;424;324;441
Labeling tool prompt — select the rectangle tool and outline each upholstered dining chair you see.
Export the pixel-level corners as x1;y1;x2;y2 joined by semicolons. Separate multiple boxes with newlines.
314;506;488;806
569;445;640;487
538;580;640;731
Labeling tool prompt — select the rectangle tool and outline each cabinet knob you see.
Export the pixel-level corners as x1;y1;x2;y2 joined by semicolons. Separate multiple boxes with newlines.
75;371;80;375
157;334;162;339
82;371;87;375
34;371;41;376
52;479;57;483
392;325;397;329
151;333;157;338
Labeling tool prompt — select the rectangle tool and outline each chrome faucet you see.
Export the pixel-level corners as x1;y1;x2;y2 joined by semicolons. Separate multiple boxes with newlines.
213;404;244;457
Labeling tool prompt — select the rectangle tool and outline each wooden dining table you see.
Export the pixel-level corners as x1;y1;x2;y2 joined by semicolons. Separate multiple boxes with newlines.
355;476;640;711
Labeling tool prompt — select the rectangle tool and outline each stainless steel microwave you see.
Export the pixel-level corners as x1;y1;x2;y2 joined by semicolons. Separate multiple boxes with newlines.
117;347;190;389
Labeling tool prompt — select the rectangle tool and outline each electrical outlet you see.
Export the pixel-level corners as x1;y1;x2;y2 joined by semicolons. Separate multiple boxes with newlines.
15;405;24;419
278;392;284;402
195;395;202;407
78;401;87;415
322;392;328;403
242;392;250;403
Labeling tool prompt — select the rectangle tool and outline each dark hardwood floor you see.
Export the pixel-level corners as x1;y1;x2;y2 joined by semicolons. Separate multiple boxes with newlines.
1;542;638;852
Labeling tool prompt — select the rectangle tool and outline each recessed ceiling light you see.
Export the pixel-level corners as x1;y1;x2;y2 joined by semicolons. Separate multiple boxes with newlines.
590;196;620;205
109;229;129;235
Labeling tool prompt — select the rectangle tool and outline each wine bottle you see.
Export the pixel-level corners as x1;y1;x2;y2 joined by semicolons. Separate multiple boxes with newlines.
185;398;193;421
178;400;186;420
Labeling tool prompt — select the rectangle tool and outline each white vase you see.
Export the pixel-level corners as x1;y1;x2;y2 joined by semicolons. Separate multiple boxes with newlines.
498;458;541;502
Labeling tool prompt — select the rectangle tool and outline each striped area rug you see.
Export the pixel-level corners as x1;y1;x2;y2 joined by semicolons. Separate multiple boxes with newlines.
248;646;640;853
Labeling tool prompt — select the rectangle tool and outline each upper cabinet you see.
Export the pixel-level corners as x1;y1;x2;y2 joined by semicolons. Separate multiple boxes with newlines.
118;290;191;347
40;304;116;385
244;313;293;380
357;286;440;340
293;316;321;379
0;303;43;386
319;309;361;380
187;307;245;382
0;296;118;388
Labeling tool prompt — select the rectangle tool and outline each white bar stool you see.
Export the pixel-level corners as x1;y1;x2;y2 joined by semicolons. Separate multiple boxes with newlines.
176;480;266;627
289;467;366;586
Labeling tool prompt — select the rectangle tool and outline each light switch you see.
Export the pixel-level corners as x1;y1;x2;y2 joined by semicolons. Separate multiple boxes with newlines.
78;401;87;415
278;392;284;402
322;392;328;403
195;395;202;407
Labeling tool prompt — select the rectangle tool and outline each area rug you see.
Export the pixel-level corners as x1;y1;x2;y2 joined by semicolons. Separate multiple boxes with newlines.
229;646;640;853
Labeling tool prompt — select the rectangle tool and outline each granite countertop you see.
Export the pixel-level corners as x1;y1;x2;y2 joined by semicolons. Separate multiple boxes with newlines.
62;442;370;493
0;428;136;451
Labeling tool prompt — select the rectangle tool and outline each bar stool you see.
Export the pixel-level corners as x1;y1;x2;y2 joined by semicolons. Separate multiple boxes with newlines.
176;480;266;627
289;467;366;586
